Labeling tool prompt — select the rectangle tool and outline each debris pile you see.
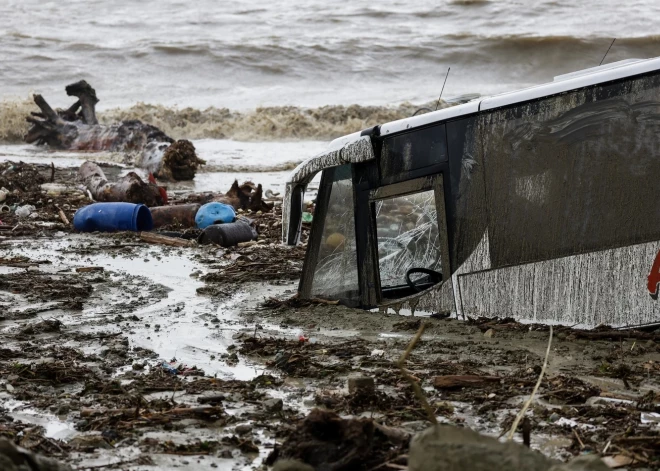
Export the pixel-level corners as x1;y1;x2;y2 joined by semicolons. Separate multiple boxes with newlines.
25;80;204;181
268;409;409;471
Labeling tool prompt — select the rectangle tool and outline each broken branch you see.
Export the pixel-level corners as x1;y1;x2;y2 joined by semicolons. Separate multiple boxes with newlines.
139;232;196;247
397;322;437;425
507;325;553;440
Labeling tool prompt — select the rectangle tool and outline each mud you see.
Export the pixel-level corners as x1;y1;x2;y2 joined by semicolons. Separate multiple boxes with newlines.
1;161;659;470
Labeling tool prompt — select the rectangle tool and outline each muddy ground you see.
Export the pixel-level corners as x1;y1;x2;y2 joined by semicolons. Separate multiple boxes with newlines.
1;161;659;470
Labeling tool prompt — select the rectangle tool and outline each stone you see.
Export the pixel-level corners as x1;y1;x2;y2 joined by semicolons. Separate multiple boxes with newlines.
235;424;253;435
407;425;610;471
69;435;112;451
551;455;611;471
0;438;72;471
408;425;555;471
273;460;315;471
483;329;495;338
347;376;375;395
263;398;283;412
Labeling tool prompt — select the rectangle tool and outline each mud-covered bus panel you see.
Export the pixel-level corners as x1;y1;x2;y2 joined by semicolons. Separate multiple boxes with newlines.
286;62;660;327
282;134;375;246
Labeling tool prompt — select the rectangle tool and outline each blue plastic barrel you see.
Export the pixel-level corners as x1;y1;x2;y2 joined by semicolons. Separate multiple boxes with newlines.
73;203;153;232
195;202;236;229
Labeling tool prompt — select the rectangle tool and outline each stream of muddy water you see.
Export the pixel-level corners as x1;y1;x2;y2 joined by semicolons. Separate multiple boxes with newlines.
1;233;301;470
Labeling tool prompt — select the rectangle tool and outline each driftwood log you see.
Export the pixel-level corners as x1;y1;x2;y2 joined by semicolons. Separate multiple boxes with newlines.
25;80;205;181
433;375;502;389
79;161;164;206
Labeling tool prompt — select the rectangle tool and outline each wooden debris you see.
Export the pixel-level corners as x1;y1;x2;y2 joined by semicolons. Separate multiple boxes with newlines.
25;81;204;180
139;232;196;247
78;161;164;206
75;267;104;273
214;180;272;213
54;204;70;225
81;405;223;421
433;375;501;389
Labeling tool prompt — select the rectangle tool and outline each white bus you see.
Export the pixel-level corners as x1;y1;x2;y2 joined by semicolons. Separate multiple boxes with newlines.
283;57;660;328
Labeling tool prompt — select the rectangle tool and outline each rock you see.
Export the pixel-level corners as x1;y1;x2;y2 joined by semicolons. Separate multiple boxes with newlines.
235;424;253;435
273;460;315;471
273;408;407;470
263;398;283;412
0;438;72;471
69;434;112;451
347;376;375;395
197;392;226;404
408;425;610;471
549;412;560;423
551;455;611;471
401;420;430;433
408;425;555;471
483;329;495;338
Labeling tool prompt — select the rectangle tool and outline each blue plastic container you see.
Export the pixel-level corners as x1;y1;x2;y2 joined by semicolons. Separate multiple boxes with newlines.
73;203;153;232
195;202;236;229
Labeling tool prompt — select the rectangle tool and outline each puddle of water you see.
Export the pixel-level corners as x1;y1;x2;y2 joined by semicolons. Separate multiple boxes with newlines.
379;333;406;338
4;398;78;440
5;236;292;381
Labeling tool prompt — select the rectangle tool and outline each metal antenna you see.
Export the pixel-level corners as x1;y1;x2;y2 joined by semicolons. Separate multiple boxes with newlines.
434;67;451;111
599;38;616;66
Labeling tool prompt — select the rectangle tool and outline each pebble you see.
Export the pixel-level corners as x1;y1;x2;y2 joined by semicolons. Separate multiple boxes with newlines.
75;419;88;428
235;424;253;435
483;328;495;338
348;376;375;395
549;412;560;422
263;398;284;412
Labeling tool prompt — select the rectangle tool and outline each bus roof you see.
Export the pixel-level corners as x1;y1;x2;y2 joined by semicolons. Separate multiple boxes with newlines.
378;56;660;137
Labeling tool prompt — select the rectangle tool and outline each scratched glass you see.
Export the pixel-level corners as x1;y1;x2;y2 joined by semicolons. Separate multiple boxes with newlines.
374;190;441;288
311;165;359;300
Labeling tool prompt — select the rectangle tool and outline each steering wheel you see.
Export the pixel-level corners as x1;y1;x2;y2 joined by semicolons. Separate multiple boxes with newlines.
406;267;443;292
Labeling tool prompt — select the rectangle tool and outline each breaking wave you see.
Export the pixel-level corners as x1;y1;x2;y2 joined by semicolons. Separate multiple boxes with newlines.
201;162;301;173
0;97;38;143
0;98;439;144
